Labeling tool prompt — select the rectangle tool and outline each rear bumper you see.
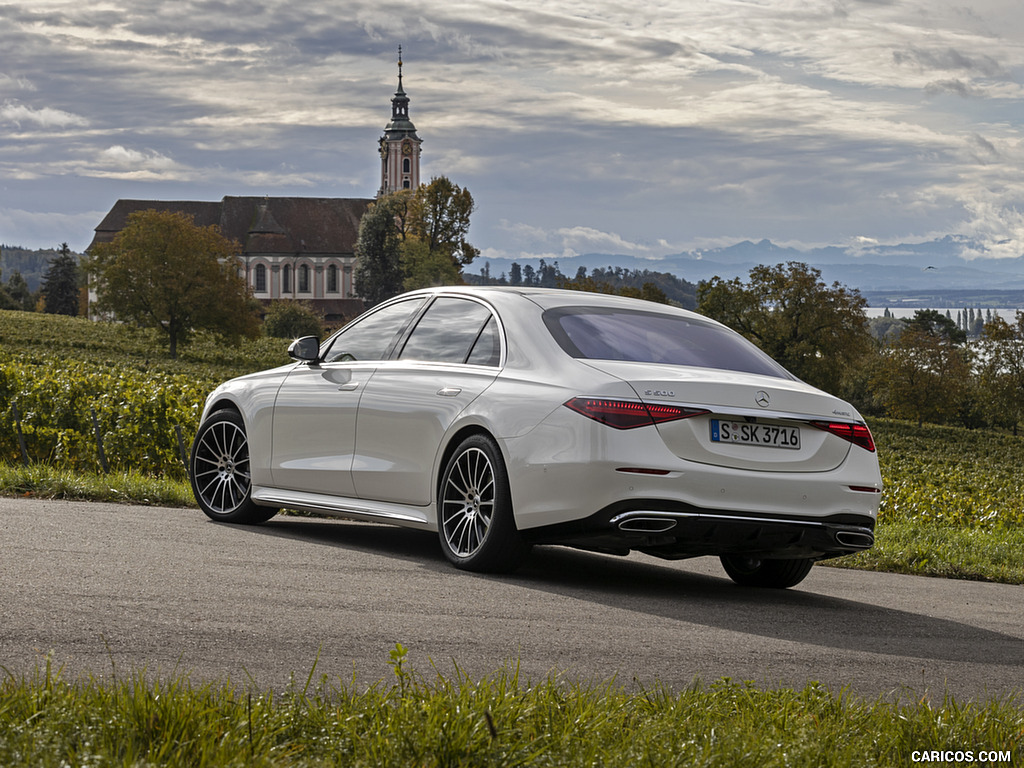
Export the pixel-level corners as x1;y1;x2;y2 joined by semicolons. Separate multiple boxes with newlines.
522;501;875;561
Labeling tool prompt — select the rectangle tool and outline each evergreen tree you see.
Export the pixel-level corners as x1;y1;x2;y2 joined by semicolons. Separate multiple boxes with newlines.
0;268;14;310
353;194;409;307
5;270;35;311
41;243;80;316
902;309;966;344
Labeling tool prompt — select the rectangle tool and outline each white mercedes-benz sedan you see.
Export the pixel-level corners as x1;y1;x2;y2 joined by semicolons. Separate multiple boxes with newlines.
190;286;882;588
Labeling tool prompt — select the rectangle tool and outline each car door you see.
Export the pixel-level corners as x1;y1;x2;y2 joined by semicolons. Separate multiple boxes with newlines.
269;297;427;496
351;296;503;506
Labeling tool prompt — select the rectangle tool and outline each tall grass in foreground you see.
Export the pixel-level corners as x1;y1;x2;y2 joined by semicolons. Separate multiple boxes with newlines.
1;651;1020;768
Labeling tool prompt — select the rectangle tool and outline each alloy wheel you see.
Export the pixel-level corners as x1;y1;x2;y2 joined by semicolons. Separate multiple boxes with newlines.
441;446;495;558
192;419;252;515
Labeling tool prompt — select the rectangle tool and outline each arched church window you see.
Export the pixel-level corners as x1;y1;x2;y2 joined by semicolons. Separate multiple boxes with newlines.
327;264;339;293
298;264;310;293
403;158;411;173
282;264;291;293
255;264;267;293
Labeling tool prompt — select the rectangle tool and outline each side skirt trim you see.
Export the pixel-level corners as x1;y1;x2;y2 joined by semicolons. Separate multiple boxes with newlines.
251;486;434;530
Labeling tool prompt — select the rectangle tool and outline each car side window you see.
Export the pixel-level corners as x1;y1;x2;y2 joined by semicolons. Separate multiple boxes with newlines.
320;298;426;363
399;298;498;365
465;316;501;366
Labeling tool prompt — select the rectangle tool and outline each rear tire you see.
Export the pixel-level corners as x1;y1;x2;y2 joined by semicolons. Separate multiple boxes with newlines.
719;555;814;589
190;409;276;524
438;434;530;573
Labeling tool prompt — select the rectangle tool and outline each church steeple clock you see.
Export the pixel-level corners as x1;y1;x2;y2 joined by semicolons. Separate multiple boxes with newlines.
378;47;422;196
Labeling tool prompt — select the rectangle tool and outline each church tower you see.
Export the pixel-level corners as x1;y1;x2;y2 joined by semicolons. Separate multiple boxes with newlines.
378;47;422;196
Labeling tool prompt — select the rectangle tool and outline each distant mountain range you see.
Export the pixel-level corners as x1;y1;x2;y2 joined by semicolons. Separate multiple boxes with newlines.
474;235;1024;307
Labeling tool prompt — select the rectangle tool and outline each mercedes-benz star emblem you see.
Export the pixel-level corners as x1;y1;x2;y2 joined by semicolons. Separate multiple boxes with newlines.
755;391;771;408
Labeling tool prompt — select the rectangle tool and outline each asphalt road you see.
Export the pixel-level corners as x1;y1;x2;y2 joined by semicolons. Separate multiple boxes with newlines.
1;497;1021;701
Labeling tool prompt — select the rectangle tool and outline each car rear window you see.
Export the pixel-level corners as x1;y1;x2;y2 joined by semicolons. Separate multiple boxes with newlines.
543;307;793;379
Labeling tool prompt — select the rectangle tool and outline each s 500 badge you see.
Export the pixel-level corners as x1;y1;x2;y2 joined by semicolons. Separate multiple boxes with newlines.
644;389;675;398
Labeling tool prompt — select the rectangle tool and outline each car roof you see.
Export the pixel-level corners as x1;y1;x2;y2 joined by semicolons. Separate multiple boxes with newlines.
401;284;707;319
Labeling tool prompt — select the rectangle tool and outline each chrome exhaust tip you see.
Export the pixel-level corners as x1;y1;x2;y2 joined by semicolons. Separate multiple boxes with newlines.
835;530;874;549
617;517;678;534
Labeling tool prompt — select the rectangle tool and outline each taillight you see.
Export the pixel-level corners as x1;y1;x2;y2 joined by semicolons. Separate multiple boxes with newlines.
565;397;708;429
810;421;876;452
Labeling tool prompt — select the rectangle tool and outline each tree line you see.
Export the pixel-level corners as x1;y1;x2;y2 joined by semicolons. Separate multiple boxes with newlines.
466;261;697;308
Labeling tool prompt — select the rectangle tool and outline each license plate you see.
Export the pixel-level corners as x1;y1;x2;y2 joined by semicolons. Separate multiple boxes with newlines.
710;420;800;449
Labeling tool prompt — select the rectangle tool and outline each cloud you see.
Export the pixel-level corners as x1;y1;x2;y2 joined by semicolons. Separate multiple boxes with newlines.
0;101;88;128
2;0;1024;260
556;226;655;255
98;145;178;170
957;198;1024;261
892;47;1005;78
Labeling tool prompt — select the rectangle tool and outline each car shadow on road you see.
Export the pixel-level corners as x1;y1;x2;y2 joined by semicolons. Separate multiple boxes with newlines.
513;546;1024;668
232;515;1023;668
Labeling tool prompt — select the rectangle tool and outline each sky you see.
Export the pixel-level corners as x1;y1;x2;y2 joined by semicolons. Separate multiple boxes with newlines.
2;0;1023;266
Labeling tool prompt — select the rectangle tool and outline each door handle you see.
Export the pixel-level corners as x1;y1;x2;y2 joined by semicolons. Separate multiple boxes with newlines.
437;386;462;397
338;382;359;391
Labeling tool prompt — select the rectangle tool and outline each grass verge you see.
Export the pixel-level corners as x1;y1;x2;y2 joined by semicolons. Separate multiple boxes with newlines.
0;463;194;507
1;652;1020;768
826;518;1024;584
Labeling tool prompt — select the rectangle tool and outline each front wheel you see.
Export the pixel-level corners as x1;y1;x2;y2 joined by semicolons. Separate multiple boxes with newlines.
719;555;814;589
190;409;276;524
438;434;530;573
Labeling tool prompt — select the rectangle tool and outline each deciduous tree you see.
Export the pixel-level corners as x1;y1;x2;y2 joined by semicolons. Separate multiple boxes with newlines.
405;176;479;266
401;238;461;291
88;210;259;358
977;312;1024;434
871;327;973;427
697;262;871;393
263;300;324;339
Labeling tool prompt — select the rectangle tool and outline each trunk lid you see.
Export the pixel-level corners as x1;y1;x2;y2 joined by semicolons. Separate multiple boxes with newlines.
582;360;857;472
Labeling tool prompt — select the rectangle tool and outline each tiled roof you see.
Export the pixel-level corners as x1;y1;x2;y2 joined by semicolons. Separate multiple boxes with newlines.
90;196;374;256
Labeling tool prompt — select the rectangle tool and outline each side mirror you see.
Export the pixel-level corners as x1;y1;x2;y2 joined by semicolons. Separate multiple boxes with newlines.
287;336;321;363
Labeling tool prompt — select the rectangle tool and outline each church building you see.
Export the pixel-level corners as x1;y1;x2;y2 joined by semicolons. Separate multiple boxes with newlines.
88;53;422;322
